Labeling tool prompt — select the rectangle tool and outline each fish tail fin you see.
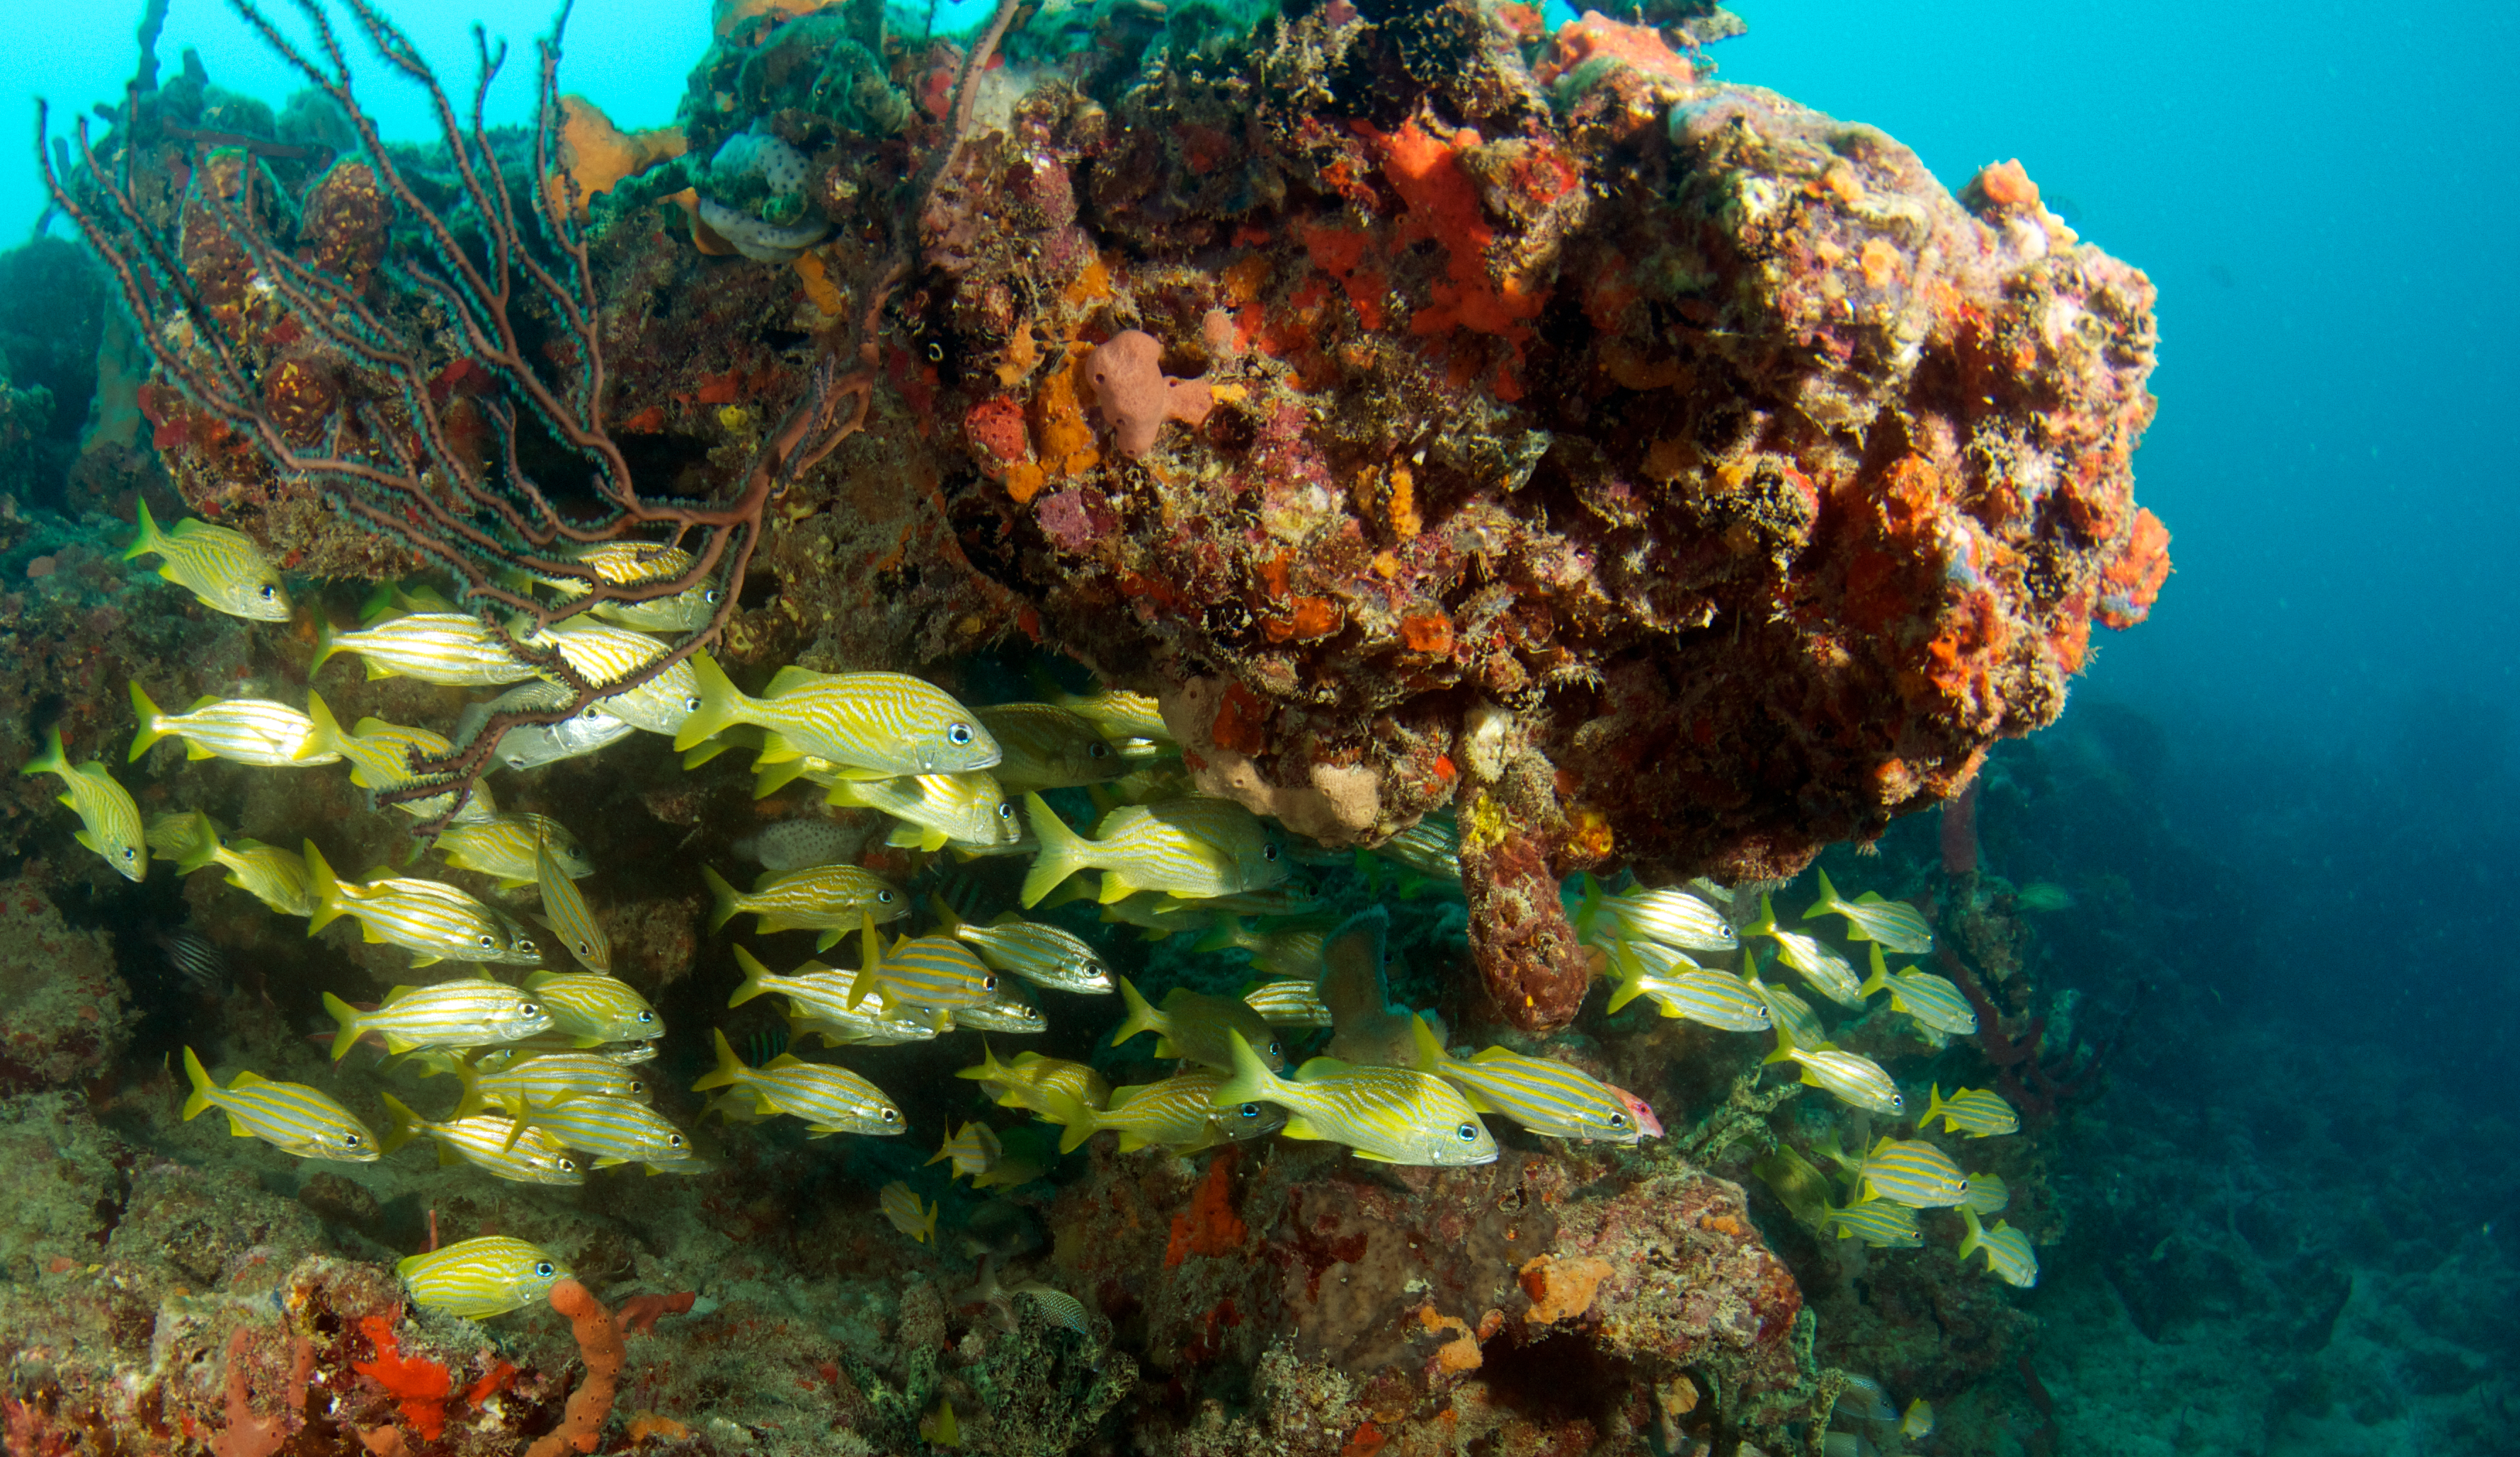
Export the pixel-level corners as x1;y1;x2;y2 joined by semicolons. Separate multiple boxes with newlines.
308;619;343;674
450;1057;494;1119
302;841;346;933
127;681;170;761
1922;1084;1947;1131
375;1092;425;1153
1044;1092;1101;1155
1604;965;1649;1015
18;725;67;779
926;893;967;932
180;1046;217;1120
1571;872;1603;939
1017;793;1088;908
920;1199;939;1245
1109;976;1162;1050
1190;916;1243;954
1746;893;1779;939
1762;1019;1800;1065
300;691;346;761
320;990;363;1060
122;498;164;561
1406;1013;1448;1070
726;945;775;1008
702;867;741;934
670;652;746;752
1857;944;1892;999
693;1029;748;1090
845;910;884;1007
173;837;223;876
1211;1029;1286;1109
1803;867;1841;920
1956;1203;1987;1259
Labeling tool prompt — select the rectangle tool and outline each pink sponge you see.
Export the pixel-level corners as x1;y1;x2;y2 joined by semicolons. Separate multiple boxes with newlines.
1083;330;1214;456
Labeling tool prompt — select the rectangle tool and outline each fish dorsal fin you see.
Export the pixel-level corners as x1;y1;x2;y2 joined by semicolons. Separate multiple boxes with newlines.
231;1070;268;1087
1294;1056;1352;1081
763;665;826;697
1103;1084;1144;1112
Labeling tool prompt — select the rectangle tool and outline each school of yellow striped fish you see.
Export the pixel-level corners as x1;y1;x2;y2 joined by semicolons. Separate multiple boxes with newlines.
42;513;2041;1322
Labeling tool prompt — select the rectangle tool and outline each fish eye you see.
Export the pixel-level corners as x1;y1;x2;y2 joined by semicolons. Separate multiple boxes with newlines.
628;1080;646;1095
122;847;137;860
981;974;998;990
668;1133;685;1148
581;707;602;720
518;1001;540;1017
557;1158;578;1172
534;1260;554;1277
259;584;276;599
685;696;702;712
1262;843;1280;861
704;589;723;605
881;1107;899;1122
343;1131;363;1145
947;721;974;745
877;890;895;903
479;935;498;949
1608;1113;1629;1128
637;1010;655;1024
1236;1103;1260;1121
1086;741;1108;758
1267;1041;1283;1059
1456;1124;1479;1141
996;802;1015;819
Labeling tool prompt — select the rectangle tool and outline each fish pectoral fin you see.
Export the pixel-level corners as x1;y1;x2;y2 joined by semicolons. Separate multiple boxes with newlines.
185;743;216;760
1348;1148;1401;1162
72;829;98;852
1276;1114;1328;1142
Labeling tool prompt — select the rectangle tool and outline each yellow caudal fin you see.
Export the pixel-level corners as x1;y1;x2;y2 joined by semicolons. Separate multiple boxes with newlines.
18;725;68;779
1209;1028;1287;1111
1108;976;1163;1051
1922;1084;1950;1131
180;1046;219;1120
127;681;172;761
1761;1018;1802;1065
702;866;741;934
846;910;885;1007
302;841;346;933
1044;1092;1103;1155
122;497;166;562
692;1029;749;1092
375;1092;426;1153
726;946;776;1008
309;618;346;675
1406;1013;1449;1071
299;691;347;762
450;1057;497;1119
1017;793;1091;908
670;652;748;753
320;990;365;1061
1956;1204;1988;1262
1803;867;1843;922
1857;943;1893;998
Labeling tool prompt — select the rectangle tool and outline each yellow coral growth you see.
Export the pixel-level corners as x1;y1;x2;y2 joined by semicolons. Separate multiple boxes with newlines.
546;96;685;221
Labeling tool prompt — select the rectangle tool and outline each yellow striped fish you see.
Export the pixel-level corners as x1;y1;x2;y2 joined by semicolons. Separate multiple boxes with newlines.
1903;1400;1936;1441
821;771;1021;852
1745;964;1828;1051
434;813;594;889
123;500;290;621
1963;1170;2010;1216
726;945;880;1022
146;809;223;866
397;1235;569;1319
1762;1022;1902;1114
535;540;720;632
1573;874;1738;952
1216;1032;1496;1166
880;1181;937;1243
973;703;1129;792
1803;869;1934;953
1241;977;1333;1029
1111;976;1286;1073
518;620;704;735
533;831;610;973
128;682;333;767
455;1051;648;1118
302;695;500;824
702;864;906;937
849;913;998;1013
956;1045;1110;1122
314;612;538;685
1049;685;1173;746
692;1029;901;1136
1751;896;1868;1008
1047;1070;1247;1154
1369;813;1461;883
1822;1198;1923;1248
511;1094;692;1168
1922;1085;2019;1138
1857;1136;1972;1209
941;908;1114;995
180;1046;377;1161
1856;945;1975;1036
377;1092;583;1184
1192;918;1327;980
927;1120;1002;1182
21;728;145;881
1605;961;1772;1032
949;981;1047;1035
787;1004;940;1048
674;653;1000;777
1020;794;1289;908
177;836;313;917
523;971;658;1044
1957;1206;2038;1287
304;843;540;965
1406;1017;1660;1143
323;981;554;1058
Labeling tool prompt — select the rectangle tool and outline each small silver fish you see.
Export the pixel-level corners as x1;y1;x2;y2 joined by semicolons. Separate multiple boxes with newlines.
1753;896;1868;1008
457;680;635;772
1857;945;1975;1036
1241;977;1333;1029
